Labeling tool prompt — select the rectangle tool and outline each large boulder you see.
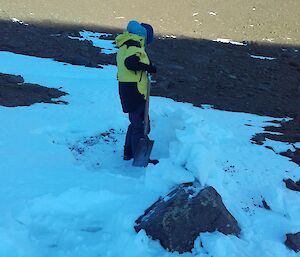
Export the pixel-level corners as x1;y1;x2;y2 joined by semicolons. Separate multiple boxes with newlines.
285;232;300;252
135;183;240;253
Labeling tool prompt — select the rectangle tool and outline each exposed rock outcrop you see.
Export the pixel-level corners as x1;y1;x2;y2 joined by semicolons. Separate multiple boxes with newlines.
0;73;67;107
285;232;300;252
135;183;240;253
284;179;300;192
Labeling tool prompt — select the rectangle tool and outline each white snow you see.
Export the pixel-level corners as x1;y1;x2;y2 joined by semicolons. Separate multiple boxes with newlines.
208;12;217;16
250;54;276;60
263;138;295;153
163;35;177;39
69;31;117;54
263;38;275;43
11;18;28;25
214;38;247;46
0;32;299;257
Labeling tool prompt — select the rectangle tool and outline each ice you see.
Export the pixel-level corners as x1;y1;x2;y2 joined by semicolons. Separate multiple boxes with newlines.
0;50;299;257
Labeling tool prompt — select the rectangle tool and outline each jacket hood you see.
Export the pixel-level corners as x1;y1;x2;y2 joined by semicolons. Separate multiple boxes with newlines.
141;23;154;45
115;32;145;48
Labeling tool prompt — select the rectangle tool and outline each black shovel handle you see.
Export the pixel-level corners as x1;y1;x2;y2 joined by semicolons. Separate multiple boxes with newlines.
144;76;150;137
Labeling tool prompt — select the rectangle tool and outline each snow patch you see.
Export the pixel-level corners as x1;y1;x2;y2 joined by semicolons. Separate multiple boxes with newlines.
69;31;117;54
250;54;276;60
208;12;217;16
263;138;295;153
11;18;28;25
214;38;246;46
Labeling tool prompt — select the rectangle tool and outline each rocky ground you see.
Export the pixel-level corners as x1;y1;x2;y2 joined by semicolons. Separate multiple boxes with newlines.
0;72;67;107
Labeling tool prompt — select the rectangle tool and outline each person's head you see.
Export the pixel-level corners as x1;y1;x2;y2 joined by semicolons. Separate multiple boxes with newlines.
127;20;147;38
141;23;154;45
126;20;154;45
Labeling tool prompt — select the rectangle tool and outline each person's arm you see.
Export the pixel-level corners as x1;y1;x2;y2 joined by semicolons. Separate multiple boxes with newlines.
125;55;156;73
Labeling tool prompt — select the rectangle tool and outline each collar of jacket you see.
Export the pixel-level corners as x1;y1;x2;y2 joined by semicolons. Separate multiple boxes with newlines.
123;40;141;48
115;32;145;48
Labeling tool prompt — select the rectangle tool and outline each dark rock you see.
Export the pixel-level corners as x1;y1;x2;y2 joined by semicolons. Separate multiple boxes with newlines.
1;73;24;84
289;61;299;68
70;55;89;66
285;232;300;252
284;179;300;192
134;183;240;253
251;133;266;145
281;149;300;166
284;149;295;158
262;199;271;210
265;145;275;152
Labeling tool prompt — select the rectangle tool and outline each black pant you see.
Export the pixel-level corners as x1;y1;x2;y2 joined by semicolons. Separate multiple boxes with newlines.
125;104;150;156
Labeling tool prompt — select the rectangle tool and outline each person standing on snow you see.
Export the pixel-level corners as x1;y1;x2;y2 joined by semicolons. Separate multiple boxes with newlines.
115;20;158;164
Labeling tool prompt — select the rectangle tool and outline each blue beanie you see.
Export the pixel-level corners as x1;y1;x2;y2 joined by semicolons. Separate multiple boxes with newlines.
141;23;154;45
127;20;147;38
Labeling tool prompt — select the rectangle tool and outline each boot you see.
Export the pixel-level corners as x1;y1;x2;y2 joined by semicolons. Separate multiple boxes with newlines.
148;159;159;165
123;146;133;161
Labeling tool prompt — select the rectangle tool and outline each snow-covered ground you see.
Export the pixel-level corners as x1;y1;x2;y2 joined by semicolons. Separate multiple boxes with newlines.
0;33;299;257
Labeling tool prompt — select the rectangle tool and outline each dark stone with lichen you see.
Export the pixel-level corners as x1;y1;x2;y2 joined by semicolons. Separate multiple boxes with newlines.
134;183;240;253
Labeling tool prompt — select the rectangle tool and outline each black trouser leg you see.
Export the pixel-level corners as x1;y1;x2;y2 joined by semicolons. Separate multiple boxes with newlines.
129;104;145;156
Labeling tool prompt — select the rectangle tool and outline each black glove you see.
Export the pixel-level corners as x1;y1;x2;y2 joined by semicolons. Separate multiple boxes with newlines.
147;63;157;74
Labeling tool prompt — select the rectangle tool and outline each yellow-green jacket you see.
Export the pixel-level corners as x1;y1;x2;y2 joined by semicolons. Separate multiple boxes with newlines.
115;32;150;113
